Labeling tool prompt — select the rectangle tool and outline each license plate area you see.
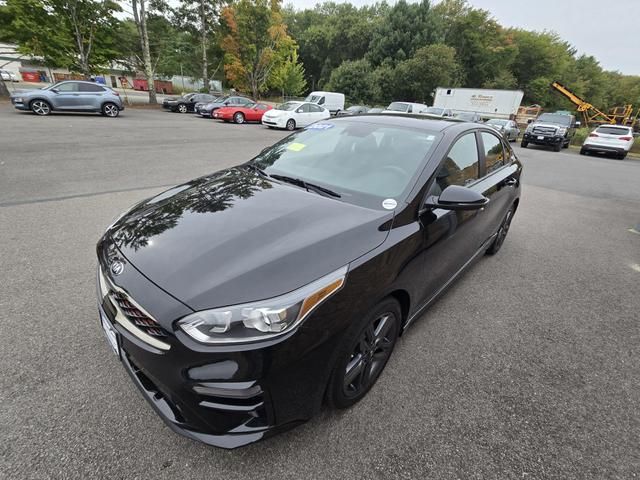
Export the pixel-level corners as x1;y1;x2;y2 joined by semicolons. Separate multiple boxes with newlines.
537;135;545;140
101;312;120;357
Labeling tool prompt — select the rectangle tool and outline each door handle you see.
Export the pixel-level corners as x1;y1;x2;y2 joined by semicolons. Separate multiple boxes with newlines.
503;177;517;187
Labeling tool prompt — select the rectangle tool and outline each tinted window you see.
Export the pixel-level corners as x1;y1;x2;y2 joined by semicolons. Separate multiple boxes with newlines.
537;114;572;126
596;126;631;136
317;96;325;105
253;121;440;207
434;133;479;191
481;132;505;174
78;83;105;92
308;104;323;113
55;82;79;92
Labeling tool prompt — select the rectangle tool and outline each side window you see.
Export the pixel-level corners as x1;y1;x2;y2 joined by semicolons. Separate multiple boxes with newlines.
56;82;78;92
431;133;479;195
407;105;413;113
481;132;505;174
309;104;323;113
256;104;268;110
78;83;105;92
318;96;325;105
300;104;311;113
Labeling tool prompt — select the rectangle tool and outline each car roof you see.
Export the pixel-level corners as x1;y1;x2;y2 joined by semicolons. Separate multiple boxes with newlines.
331;113;470;132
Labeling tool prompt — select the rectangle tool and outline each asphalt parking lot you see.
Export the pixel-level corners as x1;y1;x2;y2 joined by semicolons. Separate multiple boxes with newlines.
1;106;639;479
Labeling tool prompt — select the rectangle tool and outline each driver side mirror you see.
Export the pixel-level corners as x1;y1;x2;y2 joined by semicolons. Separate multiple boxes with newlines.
224;101;229;105
424;185;489;211
296;108;304;113
51;88;59;93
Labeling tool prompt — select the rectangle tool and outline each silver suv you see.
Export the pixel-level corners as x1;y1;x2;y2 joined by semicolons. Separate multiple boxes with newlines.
10;80;124;117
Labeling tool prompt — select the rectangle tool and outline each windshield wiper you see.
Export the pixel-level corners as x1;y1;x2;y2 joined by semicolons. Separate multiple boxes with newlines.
270;174;341;198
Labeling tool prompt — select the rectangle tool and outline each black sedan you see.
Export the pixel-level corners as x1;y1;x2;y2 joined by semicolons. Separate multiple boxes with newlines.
163;93;218;113
96;115;522;449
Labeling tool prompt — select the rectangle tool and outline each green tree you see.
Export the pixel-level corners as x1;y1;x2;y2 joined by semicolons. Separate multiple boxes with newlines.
326;58;372;103
393;44;461;102
271;50;307;97
220;0;295;99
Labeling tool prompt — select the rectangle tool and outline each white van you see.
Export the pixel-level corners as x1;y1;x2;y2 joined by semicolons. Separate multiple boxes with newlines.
382;101;429;114
304;91;345;115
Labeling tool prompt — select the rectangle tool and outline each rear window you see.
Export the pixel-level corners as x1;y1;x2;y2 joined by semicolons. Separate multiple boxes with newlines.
596;126;631;136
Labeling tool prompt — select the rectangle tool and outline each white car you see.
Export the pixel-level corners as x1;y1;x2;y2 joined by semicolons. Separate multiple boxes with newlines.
382;101;429;114
580;125;635;160
262;101;330;130
0;70;19;82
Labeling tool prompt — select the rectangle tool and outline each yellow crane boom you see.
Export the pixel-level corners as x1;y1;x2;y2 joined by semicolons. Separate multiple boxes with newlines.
550;81;617;126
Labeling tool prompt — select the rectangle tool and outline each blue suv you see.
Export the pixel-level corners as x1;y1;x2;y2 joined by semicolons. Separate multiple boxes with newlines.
11;80;125;117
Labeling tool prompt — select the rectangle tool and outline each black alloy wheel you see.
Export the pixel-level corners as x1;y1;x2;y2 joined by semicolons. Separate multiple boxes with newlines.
486;206;515;255
327;298;401;409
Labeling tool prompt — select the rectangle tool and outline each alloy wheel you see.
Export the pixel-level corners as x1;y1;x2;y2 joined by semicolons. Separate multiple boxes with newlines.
178;104;188;113
343;312;397;399
234;112;245;124
286;119;296;131
31;100;51;116
490;208;514;254
103;104;119;117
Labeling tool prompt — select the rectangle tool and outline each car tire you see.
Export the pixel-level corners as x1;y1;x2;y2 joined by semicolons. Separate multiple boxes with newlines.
30;99;52;116
286;119;296;131
618;152;627;160
562;140;569;149
486;205;515;255
177;103;188;114
553;143;562;152
520;141;528;148
234;112;245;124
210;109;218;118
102;102;120;118
580;148;587;155
326;298;401;409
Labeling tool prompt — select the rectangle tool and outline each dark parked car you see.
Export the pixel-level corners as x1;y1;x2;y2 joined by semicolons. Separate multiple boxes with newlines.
521;112;579;151
163;93;217;113
337;105;370;116
197;95;254;118
97;114;522;449
10;80;124;117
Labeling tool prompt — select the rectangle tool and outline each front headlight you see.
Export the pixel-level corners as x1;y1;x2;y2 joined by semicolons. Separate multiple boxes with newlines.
557;127;567;135
178;265;348;344
525;125;534;133
14;97;23;103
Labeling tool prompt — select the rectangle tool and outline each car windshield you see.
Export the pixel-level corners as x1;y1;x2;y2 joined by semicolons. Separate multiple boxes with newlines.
305;95;321;102
276;102;300;111
251;120;441;209
487;119;507;126
425;107;444;115
386;102;409;112
537;114;572;126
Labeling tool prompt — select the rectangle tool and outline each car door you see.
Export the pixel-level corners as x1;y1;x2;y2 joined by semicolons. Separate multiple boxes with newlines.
77;82;107;110
473;130;520;245
50;82;81;109
416;131;484;304
308;103;328;122
249;104;268;121
294;103;313;126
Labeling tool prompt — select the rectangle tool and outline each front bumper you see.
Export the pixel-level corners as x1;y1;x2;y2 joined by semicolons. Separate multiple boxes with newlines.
11;98;29;111
199;108;214;117
96;240;333;448
262;117;285;128
523;132;564;146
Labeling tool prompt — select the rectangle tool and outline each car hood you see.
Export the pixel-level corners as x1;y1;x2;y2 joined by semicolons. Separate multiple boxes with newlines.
109;167;392;310
263;109;291;118
530;122;563;130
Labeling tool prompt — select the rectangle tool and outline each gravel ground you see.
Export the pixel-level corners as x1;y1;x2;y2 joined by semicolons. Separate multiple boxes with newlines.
1;106;638;479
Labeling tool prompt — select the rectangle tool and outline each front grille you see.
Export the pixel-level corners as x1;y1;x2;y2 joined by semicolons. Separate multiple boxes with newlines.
111;291;167;338
532;125;557;136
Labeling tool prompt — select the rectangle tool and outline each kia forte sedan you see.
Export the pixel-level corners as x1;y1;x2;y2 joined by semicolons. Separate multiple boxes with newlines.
96;115;522;449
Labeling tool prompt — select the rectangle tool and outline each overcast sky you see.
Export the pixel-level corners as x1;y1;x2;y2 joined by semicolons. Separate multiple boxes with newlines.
286;0;640;75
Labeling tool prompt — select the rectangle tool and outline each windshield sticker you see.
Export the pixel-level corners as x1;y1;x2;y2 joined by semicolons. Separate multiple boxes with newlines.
382;198;397;210
287;142;306;152
305;123;334;130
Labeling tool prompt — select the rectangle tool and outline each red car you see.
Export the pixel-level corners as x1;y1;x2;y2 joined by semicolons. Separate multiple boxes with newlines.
213;103;273;124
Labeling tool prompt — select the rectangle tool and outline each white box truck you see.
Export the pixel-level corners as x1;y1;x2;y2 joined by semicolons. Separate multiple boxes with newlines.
433;88;524;119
